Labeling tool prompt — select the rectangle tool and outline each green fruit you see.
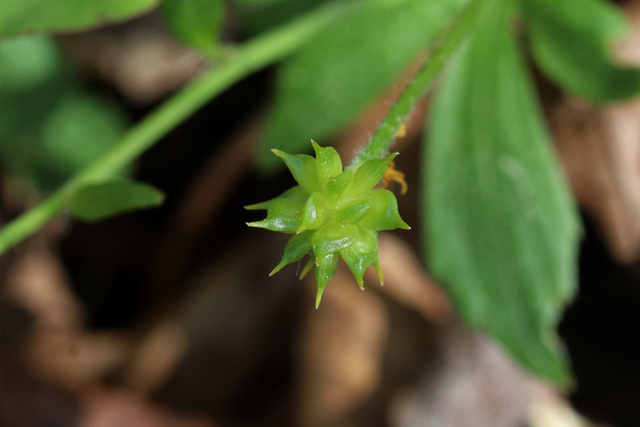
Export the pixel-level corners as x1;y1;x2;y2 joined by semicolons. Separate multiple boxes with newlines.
247;141;410;307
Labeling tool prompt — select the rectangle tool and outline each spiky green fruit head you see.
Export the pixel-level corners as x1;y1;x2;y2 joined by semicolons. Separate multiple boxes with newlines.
247;141;410;307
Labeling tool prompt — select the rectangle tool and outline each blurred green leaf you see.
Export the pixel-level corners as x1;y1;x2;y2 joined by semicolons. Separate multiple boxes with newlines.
232;0;331;33
70;179;164;222
0;0;159;36
0;35;128;191
256;0;466;171
233;0;287;5
520;0;640;102
41;93;127;176
425;0;579;383
0;34;62;92
0;35;64;138
162;0;224;54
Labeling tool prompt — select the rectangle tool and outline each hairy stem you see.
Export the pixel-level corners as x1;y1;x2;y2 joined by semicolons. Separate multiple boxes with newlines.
348;0;483;170
0;0;363;256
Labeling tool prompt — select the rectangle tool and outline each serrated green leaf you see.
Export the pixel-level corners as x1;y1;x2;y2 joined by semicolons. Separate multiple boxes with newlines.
520;0;640;102
425;0;579;384
162;0;224;54
70;179;164;222
0;0;160;36
256;0;466;171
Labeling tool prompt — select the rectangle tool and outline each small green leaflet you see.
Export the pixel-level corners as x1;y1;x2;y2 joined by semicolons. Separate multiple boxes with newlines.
162;0;224;54
425;0;579;383
0;0;159;36
520;0;640;102
69;180;164;222
256;0;466;172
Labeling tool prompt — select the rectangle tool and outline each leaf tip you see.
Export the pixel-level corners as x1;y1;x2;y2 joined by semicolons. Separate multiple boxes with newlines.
300;258;314;279
315;289;324;308
352;273;365;289
269;261;286;276
311;139;324;158
373;260;384;286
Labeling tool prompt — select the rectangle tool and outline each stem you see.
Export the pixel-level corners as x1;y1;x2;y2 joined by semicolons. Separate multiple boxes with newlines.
348;0;483;169
0;0;363;256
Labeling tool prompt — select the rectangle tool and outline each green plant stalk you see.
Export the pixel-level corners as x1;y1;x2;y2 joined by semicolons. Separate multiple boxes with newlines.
0;0;364;256
348;0;483;170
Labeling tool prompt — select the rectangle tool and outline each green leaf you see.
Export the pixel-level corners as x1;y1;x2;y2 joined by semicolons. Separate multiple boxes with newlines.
0;0;160;36
298;191;327;233
232;0;331;33
0;35;129;192
312;140;342;188
42;92;128;176
0;35;64;140
247;198;303;233
270;230;314;275
520;0;640;102
69;179;164;222
340;227;378;288
356;190;409;232
272;149;321;194
347;152;397;198
325;170;354;205
312;223;359;258
244;185;308;210
335;198;373;226
425;0;579;384
256;0;466;171
162;0;224;54
0;34;62;93
314;252;338;307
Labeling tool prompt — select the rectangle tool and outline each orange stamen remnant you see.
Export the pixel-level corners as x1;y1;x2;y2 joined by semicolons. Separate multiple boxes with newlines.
396;119;408;138
381;161;408;195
